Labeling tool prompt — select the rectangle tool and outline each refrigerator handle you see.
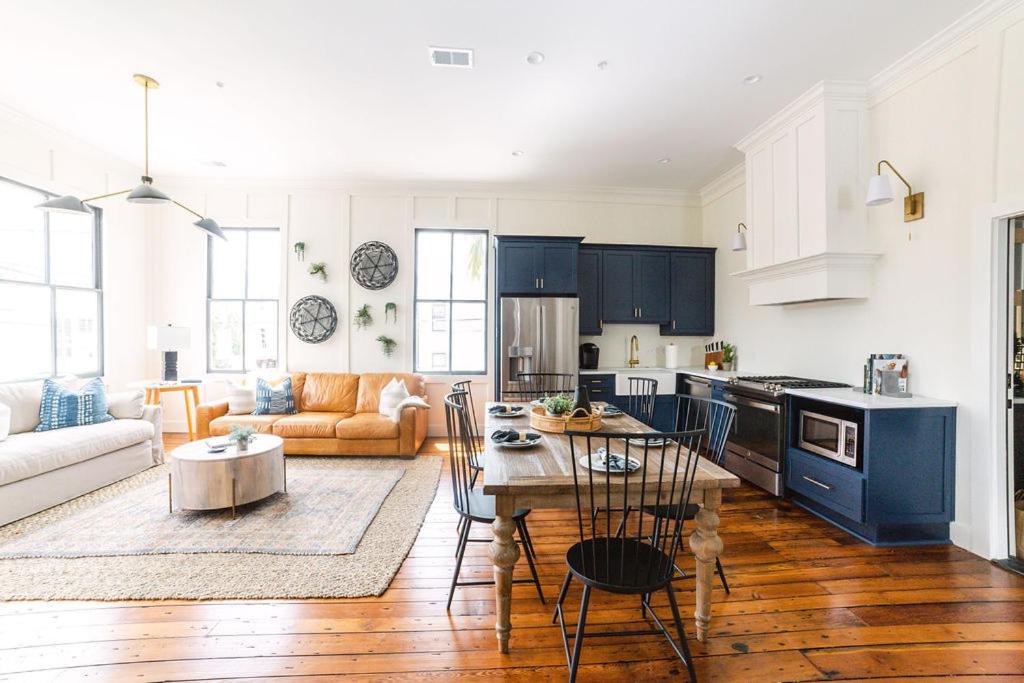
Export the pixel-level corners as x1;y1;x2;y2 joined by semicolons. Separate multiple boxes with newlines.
537;304;544;370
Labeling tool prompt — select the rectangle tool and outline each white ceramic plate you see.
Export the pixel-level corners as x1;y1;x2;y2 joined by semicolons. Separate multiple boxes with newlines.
495;436;542;449
489;406;525;417
578;451;642;474
626;437;674;447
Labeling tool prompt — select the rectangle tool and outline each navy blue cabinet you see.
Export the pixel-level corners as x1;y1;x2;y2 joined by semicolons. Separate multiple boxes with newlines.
598;247;670;324
636;251;670;322
578;248;603;335
661;250;715;336
495;236;582;296
600;249;637;322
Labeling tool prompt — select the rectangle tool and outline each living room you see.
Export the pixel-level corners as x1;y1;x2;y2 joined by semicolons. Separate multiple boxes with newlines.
3;1;1024;681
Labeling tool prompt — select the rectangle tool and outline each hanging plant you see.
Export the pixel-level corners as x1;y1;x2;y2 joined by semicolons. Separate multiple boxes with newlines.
293;241;306;261
354;304;373;330
308;262;327;282
385;302;397;324
376;335;397;357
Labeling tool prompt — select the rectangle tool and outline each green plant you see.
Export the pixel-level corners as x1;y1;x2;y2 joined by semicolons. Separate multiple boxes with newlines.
722;343;735;363
293;241;306;261
354;304;373;330
544;394;573;416
308;262;327;282
385;302;397;324
376;335;397;357
227;425;255;444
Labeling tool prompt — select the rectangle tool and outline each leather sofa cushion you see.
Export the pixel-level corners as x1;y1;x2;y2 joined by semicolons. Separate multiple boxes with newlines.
356;373;425;413
273;412;353;439
302;373;359;413
335;413;400;440
209;414;283;436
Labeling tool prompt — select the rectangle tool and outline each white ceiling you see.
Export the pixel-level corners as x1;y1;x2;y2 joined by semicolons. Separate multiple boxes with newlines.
0;0;983;191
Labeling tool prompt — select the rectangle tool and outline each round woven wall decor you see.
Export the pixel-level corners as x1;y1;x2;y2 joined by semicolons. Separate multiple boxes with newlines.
350;241;398;290
289;295;338;344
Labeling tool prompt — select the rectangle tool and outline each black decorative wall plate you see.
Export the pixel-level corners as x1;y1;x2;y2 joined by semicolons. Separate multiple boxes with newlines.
289;295;338;344
350;241;398;290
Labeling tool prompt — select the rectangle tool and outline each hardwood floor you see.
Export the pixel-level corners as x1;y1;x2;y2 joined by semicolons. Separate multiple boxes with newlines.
1;435;1022;681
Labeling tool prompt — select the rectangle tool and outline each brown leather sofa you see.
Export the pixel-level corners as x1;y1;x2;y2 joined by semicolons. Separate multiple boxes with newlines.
195;372;428;456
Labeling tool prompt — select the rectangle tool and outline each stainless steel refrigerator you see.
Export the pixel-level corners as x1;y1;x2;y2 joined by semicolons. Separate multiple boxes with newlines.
499;297;579;400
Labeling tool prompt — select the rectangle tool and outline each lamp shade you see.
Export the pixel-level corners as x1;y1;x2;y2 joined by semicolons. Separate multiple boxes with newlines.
194;216;226;240
127;182;171;204
36;195;92;215
731;230;747;252
147;325;190;351
865;174;894;206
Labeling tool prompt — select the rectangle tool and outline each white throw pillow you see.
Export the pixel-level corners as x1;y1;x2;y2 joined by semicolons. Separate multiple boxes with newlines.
391;395;430;422
107;390;146;419
0;380;43;434
226;380;257;415
379;378;409;422
0;402;10;442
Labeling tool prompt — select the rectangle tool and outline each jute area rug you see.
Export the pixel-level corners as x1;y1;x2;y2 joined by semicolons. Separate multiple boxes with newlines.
0;456;442;600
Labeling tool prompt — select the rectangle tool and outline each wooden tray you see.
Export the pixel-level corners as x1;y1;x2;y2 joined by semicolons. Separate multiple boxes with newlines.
529;405;603;433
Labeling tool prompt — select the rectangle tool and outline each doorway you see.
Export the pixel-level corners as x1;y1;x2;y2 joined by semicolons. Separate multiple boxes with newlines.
1005;215;1024;573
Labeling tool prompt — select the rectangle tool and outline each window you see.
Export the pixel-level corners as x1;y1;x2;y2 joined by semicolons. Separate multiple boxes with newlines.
414;229;487;374
0;176;102;382
207;228;280;372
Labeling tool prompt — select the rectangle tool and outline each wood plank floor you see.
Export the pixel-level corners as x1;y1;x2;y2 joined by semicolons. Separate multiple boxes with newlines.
1;435;1022;682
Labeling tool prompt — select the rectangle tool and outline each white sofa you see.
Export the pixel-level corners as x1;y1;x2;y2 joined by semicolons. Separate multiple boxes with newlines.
0;381;164;527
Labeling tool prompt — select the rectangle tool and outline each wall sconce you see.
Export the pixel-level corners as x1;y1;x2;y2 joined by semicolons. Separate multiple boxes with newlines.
865;160;924;225
731;222;748;251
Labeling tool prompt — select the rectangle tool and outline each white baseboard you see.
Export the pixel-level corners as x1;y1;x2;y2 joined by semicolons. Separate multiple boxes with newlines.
949;521;977;555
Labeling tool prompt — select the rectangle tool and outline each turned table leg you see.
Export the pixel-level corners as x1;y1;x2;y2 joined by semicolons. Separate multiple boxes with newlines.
489;494;519;653
689;488;723;642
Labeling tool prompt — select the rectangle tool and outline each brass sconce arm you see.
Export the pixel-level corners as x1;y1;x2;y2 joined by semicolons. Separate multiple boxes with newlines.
876;160;913;197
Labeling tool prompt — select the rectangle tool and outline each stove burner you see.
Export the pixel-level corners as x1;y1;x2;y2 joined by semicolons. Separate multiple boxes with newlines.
728;375;850;396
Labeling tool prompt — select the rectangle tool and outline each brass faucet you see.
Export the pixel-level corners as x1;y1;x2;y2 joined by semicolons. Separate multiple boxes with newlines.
628;335;640;368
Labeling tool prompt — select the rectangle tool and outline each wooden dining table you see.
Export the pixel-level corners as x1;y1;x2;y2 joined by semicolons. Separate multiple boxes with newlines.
481;401;740;654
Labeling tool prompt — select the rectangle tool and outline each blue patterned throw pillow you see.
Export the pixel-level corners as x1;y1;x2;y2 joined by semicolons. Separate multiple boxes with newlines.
35;378;113;431
253;377;297;415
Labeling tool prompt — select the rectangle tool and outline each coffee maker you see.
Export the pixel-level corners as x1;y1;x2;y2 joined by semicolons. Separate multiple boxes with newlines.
579;342;599;370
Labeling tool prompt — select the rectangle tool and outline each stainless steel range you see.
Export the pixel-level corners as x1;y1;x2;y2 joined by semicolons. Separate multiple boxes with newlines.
720;375;849;495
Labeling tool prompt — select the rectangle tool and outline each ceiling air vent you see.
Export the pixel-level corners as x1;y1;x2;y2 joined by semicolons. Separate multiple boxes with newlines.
429;46;474;68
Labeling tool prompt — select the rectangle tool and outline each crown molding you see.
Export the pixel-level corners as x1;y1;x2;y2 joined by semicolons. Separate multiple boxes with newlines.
699;163;745;207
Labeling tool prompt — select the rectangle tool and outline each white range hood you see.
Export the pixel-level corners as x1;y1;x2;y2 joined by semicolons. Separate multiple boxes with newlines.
731;82;880;305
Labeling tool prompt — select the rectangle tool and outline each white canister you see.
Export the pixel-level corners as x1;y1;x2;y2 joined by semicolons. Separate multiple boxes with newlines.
664;342;678;369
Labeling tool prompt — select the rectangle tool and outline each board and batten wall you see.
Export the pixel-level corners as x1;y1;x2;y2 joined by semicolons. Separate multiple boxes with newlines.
149;182;702;434
699;4;1024;560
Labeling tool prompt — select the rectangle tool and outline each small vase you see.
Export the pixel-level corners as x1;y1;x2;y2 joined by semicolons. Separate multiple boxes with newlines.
236;440;249;453
721;361;733;371
572;385;592;415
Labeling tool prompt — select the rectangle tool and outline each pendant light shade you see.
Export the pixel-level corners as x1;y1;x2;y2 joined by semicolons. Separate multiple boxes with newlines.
865;174;894;206
193;216;226;240
731;222;748;252
126;180;171;204
36;195;92;215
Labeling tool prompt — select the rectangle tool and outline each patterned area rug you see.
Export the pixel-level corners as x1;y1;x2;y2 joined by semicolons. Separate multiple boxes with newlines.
0;456;442;600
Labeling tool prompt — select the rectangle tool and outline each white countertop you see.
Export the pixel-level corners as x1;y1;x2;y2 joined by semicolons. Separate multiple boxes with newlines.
785;386;957;410
579;366;746;380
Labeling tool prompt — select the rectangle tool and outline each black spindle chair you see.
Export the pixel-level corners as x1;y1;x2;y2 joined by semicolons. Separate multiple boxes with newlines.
555;428;706;682
516;372;574;401
626;376;658;425
443;391;544;610
451;380;483;486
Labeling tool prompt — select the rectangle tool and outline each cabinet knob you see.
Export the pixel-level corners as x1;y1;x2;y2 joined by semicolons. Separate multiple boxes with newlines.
672;320;676;330
540;277;544;289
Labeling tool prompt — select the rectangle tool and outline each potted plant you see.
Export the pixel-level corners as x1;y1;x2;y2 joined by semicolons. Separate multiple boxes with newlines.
544;394;573;417
376;335;397;357
308;262;327;282
354;304;373;330
385;302;397;324
228;425;256;452
293;241;306;261
721;343;736;371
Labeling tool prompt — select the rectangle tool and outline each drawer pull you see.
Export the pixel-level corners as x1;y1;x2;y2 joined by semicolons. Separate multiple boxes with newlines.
590;389;603;394
802;475;834;491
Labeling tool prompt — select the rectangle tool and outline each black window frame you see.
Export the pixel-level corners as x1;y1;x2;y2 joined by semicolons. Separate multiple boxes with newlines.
206;226;281;374
0;174;103;383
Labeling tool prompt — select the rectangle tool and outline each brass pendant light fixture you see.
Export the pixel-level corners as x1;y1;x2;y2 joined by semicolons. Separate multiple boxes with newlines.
36;74;224;240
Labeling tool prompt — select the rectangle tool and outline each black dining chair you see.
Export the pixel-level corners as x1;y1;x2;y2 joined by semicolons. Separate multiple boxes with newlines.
626;376;658;424
443;391;544;610
555;428;706;682
451;380;483;486
515;372;574;401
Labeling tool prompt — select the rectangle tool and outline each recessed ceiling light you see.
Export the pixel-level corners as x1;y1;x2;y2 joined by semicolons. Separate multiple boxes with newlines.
204;160;228;167
658;157;671;164
511;150;524;157
526;52;545;65
597;60;609;71
215;81;225;88
742;74;762;85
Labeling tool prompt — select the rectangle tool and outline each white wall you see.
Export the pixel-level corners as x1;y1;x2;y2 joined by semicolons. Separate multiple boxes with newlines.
699;3;1024;559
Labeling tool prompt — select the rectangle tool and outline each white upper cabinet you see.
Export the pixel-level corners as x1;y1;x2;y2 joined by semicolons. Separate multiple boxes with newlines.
732;82;879;305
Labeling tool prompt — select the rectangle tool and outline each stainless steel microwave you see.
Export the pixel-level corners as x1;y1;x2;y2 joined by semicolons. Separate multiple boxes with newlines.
797;410;859;467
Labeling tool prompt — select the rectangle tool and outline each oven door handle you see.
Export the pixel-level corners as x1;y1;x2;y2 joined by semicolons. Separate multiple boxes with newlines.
723;392;781;413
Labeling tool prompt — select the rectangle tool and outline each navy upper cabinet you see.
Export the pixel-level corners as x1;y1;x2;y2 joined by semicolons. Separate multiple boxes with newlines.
598;248;670;324
635;251;670;323
495;236;582;296
661;249;715;336
578;248;603;335
600;250;637;323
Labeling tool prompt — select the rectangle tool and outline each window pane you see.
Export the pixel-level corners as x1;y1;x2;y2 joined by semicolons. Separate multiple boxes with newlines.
49;212;95;287
415;231;451;300
415;302;450;372
0;282;52;380
245;301;278;370
209;300;243;371
210;230;246;298
55;288;100;375
247;230;280;299
0;181;45;283
451;302;486;372
451;232;486;301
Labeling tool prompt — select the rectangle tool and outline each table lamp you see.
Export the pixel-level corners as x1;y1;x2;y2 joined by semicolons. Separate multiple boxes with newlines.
148;325;190;382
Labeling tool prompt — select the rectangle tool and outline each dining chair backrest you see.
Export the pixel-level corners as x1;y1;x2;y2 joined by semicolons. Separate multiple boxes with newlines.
516;372;574;401
674;396;735;466
451;379;480;440
565;428;707;588
626;377;658;425
444;390;477;514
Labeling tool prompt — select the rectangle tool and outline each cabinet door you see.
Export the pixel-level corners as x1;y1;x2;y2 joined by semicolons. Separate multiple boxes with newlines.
497;243;539;295
578;249;602;335
635;251;669;322
600;250;636;323
664;251;714;335
538;243;578;294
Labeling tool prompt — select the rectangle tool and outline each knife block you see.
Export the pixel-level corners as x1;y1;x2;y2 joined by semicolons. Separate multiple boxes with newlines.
704;350;724;368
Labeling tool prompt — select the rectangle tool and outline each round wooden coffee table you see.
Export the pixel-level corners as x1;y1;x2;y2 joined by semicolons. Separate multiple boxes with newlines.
168;434;286;517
